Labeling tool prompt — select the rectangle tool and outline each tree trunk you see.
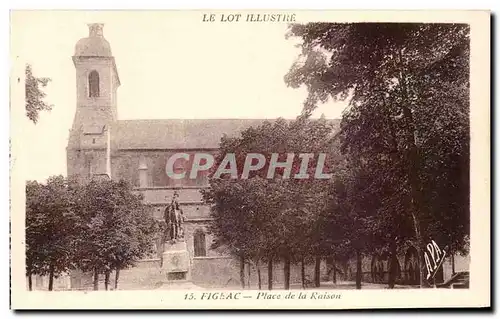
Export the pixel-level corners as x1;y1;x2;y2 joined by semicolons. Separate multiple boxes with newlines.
114;268;120;290
314;255;321;287
93;267;99;291
104;270;110;291
411;211;426;287
356;250;362;289
332;257;337;284
284;255;291;290
451;254;455;275
388;239;397;289
405;134;426;287
48;265;54;291
247;262;251;288
301;258;306;289
398;50;427;288
267;259;273;290
257;260;262;290
28;273;32;291
239;255;245;289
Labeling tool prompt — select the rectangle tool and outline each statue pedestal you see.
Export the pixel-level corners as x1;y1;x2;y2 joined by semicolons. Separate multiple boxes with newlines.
161;240;190;282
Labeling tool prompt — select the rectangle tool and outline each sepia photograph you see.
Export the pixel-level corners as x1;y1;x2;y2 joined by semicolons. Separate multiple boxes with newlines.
9;10;490;309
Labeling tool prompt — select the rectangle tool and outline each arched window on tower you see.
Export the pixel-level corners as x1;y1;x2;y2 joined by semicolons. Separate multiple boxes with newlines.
89;70;100;97
193;229;207;257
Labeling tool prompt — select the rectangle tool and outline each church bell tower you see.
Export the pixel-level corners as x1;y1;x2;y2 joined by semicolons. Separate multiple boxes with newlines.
67;23;120;180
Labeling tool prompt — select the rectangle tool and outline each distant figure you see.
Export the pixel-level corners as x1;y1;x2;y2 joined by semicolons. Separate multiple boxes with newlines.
164;191;185;242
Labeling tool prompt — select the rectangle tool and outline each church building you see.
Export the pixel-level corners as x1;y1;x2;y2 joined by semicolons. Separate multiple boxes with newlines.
66;23;274;289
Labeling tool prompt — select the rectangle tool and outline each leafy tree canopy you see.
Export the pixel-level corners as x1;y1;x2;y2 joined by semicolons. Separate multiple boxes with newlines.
25;64;52;124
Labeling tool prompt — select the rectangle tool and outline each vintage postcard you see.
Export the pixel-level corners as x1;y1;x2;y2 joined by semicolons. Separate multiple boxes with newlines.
10;10;490;309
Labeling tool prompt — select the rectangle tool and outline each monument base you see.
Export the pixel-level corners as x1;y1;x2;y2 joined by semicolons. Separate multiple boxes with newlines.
167;272;186;281
161;239;191;283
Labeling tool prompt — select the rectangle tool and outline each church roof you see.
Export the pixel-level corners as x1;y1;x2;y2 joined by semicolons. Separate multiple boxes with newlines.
114;119;270;150
113;118;341;150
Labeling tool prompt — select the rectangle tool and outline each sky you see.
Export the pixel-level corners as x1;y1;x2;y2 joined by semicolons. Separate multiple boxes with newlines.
11;11;347;182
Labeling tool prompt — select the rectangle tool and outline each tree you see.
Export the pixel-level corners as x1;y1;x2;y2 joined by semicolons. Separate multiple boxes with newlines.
322;158;383;290
71;178;156;290
203;117;337;289
26;180;43;291
25;176;78;291
286;23;470;287
203;177;284;289
26;176;157;291
25;64;52;124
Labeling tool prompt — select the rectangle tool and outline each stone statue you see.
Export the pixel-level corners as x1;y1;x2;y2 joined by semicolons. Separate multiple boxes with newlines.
164;191;185;243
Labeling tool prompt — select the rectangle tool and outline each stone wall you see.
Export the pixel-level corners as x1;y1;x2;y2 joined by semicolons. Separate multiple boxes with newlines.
191;256;240;288
192;257;330;289
67;259;165;291
26;274;71;291
112;151;214;189
31;252;469;290
343;251;470;286
65;257;332;290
